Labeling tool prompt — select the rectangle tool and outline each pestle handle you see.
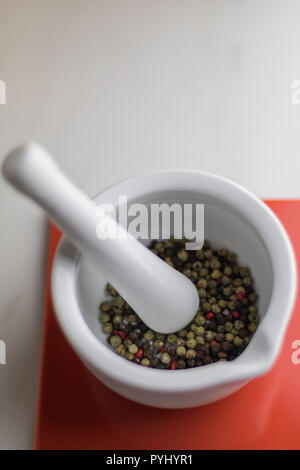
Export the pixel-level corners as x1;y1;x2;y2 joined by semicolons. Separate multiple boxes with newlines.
2;143;199;333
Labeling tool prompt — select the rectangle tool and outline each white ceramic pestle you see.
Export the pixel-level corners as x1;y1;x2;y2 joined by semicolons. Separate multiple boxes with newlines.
2;143;199;333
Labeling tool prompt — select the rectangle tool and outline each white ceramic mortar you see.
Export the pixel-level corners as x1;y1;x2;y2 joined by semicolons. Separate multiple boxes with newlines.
52;170;297;408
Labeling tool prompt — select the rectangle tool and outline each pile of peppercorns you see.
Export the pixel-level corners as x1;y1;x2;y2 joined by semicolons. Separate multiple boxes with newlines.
99;239;259;369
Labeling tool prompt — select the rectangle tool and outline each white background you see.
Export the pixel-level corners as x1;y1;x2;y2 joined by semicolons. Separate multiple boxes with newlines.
0;0;300;449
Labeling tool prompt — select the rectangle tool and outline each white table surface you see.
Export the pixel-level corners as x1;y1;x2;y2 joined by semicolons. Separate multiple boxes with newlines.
1;0;300;449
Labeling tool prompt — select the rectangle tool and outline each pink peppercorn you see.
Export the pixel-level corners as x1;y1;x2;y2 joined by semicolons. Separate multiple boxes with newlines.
237;292;246;301
135;348;144;359
232;310;240;319
206;312;215;321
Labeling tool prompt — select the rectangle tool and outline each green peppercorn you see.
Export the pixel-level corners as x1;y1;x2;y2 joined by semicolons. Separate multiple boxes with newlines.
112;314;122;325
227;301;236;311
240;267;250;278
204;249;213;258
128;343;138;354
243;276;252;286
225;333;234;342
167;334;177;344
100;301;111;312
177;249;188;262
99;312;110;323
106;283;118;296
102;323;113;334
196;335;205;345
248;323;257;333
205;331;215;342
115;344;126;356
234;320;244;330
144;330;154;341
141;358;150;367
218;299;227;309
224;266;232;276
125;352;134;361
193;261;202;271
113;297;125;309
194;314;206;326
178;328;187;337
198;288;207;298
248;305;257;313
153;340;163;351
128;314;137;324
202;302;211;313
225;322;233;332
194;326;205;336
233;336;243;347
110;335;122;348
186;338;197;349
211;269;222;279
186;331;195;339
176;345;186;357
186;349;196;360
161;352;171;365
155;333;165;341
197;279;207;288
221;275;230;286
212;304;221;314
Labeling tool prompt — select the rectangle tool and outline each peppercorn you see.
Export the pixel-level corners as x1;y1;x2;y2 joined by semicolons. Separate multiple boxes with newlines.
186;349;196;360
176;345;186;357
110;335;122;348
221;341;233;352
194;314;206;326
178;328;187;337
115;344;126;356
128;343;138;354
186;331;195;339
99;312;110;323
144;330;154;341
194;326;205;336
161;352;171;365
186;338;197;349
225;333;234;342
197;279;207;288
135;348;144;359
206;312;214;321
234;320;244;330
100;301;111;312
99;239;259;370
248;323;257;333
176;359;186;369
167;334;177;344
102;323;113;334
141;358;150;367
194;337;203;348
128;314;137;324
177;248;188;262
106;283;118;296
112;314;122;325
233;336;243;347
211;342;221;354
198;288;207;298
125;352;134;361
